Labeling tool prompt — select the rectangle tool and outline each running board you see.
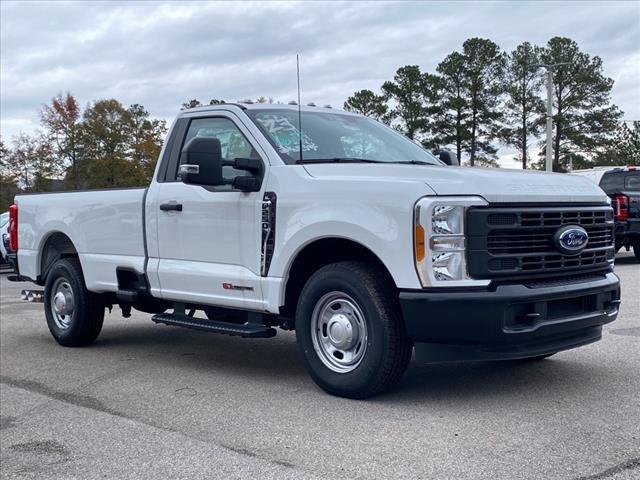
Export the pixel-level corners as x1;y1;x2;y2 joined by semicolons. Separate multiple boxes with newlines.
151;313;276;338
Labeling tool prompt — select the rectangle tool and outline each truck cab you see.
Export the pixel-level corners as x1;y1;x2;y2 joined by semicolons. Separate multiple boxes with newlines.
10;104;621;398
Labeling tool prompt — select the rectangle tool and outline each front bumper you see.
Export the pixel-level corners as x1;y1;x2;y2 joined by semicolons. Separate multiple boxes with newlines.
399;272;620;363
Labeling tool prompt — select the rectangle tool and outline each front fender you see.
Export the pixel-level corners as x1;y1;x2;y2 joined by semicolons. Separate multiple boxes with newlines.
270;204;422;291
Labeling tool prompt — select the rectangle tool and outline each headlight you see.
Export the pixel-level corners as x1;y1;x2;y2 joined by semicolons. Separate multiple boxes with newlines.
414;196;490;287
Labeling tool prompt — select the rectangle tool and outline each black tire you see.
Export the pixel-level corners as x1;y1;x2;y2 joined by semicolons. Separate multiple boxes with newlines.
634;242;640;262
295;261;412;399
44;258;105;347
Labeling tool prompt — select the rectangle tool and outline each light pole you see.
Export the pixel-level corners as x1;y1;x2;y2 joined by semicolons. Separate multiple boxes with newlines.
534;63;570;172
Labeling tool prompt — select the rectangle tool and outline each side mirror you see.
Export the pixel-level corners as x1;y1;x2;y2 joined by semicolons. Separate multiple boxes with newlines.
439;150;459;166
178;137;224;185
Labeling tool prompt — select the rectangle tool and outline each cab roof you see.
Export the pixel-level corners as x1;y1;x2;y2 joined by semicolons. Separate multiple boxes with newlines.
178;102;355;118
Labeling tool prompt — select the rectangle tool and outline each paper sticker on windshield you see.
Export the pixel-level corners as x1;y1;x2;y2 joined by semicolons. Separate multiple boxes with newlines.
256;114;318;154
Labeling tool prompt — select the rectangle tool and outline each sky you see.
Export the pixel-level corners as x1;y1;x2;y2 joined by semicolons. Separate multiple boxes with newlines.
1;0;639;168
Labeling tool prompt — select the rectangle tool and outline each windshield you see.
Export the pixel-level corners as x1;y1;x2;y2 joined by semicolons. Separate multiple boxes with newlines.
246;109;442;165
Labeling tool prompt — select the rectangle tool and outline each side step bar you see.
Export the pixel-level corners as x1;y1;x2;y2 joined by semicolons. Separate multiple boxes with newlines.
151;313;276;338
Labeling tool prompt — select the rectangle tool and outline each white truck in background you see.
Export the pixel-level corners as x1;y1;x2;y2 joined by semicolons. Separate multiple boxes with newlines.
8;103;621;398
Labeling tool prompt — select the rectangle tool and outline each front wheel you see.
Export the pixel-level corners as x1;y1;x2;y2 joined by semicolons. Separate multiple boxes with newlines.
44;258;105;347
296;261;412;399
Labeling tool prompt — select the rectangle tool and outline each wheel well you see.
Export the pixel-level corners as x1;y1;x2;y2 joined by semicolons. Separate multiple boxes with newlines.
281;238;395;319
40;232;78;284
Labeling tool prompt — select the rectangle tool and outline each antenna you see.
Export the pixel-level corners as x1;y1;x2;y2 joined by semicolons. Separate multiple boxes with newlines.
296;54;303;163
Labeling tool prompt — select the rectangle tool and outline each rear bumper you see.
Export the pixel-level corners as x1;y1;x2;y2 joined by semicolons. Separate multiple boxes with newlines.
399;272;620;363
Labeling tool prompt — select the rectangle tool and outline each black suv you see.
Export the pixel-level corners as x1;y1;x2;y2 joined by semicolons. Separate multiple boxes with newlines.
598;167;640;261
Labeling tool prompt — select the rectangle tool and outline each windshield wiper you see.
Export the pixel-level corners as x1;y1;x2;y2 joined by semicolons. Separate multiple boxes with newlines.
296;157;385;164
390;160;434;165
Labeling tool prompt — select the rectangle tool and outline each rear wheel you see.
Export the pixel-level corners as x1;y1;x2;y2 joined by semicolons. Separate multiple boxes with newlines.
296;261;412;399
44;258;104;347
633;241;640;262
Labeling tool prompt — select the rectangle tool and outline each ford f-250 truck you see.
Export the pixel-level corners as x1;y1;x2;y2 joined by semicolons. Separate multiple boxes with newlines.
8;103;621;398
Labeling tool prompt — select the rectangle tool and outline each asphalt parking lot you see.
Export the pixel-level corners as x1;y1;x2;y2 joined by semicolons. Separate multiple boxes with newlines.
0;253;638;480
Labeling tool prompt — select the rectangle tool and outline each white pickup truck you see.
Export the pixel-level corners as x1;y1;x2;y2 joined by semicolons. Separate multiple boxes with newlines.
8;103;621;398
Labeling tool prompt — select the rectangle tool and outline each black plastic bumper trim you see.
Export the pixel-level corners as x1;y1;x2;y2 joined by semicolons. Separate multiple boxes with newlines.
400;272;620;362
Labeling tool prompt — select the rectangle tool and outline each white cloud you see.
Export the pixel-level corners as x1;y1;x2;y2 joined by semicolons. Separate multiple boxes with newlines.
1;0;638;144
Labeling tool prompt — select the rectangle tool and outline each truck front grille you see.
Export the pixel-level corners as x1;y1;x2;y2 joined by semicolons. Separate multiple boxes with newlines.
466;205;615;279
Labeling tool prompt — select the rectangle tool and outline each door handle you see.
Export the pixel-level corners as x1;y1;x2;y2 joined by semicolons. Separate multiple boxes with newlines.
160;202;183;212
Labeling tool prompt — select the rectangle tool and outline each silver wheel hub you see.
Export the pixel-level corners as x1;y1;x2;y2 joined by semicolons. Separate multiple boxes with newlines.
53;291;73;316
50;278;75;329
310;292;368;373
327;314;358;350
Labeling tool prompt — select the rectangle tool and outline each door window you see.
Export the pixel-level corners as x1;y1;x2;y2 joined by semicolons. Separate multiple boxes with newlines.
178;117;261;190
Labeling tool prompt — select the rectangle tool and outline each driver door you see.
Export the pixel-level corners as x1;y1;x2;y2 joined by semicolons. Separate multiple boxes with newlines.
151;114;265;310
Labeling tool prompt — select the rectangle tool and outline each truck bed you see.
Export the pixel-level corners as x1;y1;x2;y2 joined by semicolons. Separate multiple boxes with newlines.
16;188;147;292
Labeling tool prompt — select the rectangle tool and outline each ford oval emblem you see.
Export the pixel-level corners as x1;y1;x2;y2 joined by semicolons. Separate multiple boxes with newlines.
554;225;589;255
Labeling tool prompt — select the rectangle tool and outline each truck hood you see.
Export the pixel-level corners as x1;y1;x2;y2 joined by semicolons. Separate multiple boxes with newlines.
303;164;608;204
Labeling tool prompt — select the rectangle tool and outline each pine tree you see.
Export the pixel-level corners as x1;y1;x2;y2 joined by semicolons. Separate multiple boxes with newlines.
435;52;469;162
460;38;506;166
537;37;622;172
343;89;389;121
501;42;545;169
381;66;439;141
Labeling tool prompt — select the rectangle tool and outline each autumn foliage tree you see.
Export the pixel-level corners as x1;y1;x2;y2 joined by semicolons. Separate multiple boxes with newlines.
2;133;61;192
39;92;83;188
1;93;167;199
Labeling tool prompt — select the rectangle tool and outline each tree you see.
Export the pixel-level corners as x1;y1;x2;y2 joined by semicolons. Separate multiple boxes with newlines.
460;38;506;166
2;134;60;192
128;104;167;180
615;121;640;162
382;66;438;141
435;52;470;162
209;99;226;105
39;92;82;189
592;121;640;167
182;99;202;110
501;42;545;169
79;99;146;188
537;37;622;172
343;89;389;121
0;138;19;211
